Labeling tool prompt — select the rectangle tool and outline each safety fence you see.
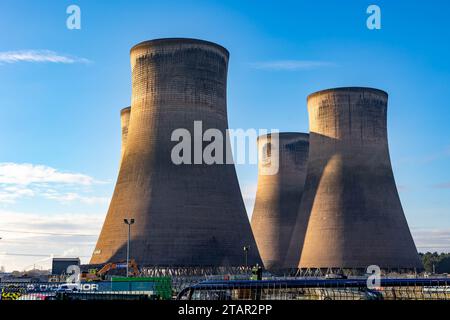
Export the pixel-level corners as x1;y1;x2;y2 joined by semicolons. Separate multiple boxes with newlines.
2;278;450;301
0;277;172;301
177;278;450;300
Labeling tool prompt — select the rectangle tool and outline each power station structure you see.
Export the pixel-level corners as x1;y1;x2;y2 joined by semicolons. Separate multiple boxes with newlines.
251;133;309;271
91;38;261;267
120;106;131;166
287;87;422;271
90;38;422;273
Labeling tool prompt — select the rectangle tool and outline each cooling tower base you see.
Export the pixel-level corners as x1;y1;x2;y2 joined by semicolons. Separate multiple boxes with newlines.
288;267;423;278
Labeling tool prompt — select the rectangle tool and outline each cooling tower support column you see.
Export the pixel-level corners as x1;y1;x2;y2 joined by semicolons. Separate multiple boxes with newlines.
289;87;422;270
251;133;309;271
91;38;261;267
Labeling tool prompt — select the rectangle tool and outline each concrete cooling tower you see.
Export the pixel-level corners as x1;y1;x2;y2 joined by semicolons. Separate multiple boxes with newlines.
91;38;261;267
287;87;422;270
120;106;131;165
251;133;309;271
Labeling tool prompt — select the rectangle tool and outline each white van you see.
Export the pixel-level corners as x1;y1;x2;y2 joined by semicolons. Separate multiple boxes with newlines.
55;283;80;293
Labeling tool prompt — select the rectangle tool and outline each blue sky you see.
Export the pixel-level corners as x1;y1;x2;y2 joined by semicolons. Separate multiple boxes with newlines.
1;0;450;271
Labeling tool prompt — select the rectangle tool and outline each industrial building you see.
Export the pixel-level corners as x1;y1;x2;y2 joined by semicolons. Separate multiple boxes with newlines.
91;38;261;267
52;258;80;275
251;133;309;271
287;87;422;271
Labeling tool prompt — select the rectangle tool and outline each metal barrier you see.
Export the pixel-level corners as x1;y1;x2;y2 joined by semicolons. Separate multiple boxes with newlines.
0;279;171;301
2;278;449;301
176;278;450;300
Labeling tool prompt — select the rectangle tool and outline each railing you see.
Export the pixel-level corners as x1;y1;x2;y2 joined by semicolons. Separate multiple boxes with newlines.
177;278;450;300
2;278;449;301
0;278;171;301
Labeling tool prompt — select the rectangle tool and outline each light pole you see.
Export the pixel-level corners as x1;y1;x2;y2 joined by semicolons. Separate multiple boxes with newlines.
243;245;250;271
124;218;135;277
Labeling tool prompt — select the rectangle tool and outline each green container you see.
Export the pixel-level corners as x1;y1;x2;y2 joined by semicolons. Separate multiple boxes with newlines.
111;277;172;300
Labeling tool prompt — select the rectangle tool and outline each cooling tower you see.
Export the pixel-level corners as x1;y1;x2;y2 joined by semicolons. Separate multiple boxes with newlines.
91;38;261;267
287;87;422;270
120;106;131;165
251;133;309;271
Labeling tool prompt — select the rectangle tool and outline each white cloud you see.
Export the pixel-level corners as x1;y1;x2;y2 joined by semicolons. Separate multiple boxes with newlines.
250;60;335;71
0;50;90;64
0;210;104;271
0;163;94;185
42;191;109;205
411;228;450;253
0;210;103;237
0;186;34;203
0;162;109;205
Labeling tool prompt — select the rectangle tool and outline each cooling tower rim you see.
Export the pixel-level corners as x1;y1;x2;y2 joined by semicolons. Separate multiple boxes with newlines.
307;87;388;101
120;106;131;114
130;38;229;58
257;132;309;141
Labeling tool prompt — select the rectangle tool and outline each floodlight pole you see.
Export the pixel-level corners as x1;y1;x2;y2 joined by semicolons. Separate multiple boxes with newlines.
124;218;135;277
243;245;250;271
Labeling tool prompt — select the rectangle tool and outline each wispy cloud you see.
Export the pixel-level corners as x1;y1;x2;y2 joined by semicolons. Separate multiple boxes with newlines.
0;210;103;271
250;60;335;71
0;162;109;204
0;163;95;185
0;50;91;64
0;210;103;239
399;145;450;165
411;228;450;252
41;190;109;205
432;182;450;189
0;186;34;203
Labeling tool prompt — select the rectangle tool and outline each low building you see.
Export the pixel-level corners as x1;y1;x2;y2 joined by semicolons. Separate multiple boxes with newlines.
52;258;80;275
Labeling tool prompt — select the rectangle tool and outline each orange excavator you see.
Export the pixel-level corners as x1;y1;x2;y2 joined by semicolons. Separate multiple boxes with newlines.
80;259;140;281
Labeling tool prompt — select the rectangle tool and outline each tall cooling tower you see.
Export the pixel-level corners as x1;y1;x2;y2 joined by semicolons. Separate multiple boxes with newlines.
91;38;261;267
120;106;131;165
251;133;309;271
288;87;422;270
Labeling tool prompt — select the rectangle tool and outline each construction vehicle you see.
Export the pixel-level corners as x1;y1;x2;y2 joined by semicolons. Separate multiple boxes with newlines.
80;259;139;282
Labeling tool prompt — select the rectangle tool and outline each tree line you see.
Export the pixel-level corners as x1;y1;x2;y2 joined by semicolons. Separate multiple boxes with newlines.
419;252;450;273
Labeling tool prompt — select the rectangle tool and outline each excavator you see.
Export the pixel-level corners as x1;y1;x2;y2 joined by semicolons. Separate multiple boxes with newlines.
80;259;140;281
